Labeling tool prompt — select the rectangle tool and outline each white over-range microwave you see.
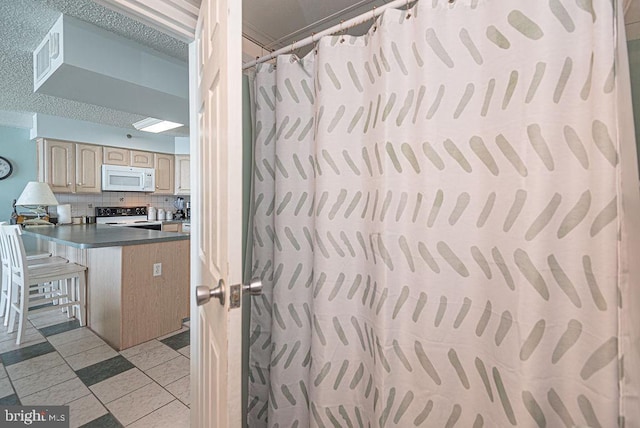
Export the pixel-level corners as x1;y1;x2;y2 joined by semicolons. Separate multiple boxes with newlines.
102;165;155;192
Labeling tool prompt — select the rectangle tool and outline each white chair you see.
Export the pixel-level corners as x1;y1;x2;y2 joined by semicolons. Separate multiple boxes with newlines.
0;223;69;325
3;225;87;344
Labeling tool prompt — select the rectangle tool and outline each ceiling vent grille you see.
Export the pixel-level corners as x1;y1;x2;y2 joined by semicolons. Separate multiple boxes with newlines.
35;39;51;81
50;33;60;59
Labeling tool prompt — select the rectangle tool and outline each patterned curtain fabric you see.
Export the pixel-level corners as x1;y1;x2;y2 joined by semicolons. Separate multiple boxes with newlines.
249;0;640;426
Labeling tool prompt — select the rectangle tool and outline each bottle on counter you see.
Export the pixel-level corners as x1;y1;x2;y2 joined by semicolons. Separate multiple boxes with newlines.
10;199;18;224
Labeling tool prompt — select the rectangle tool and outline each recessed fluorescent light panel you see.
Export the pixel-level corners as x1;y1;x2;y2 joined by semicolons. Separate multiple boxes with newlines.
133;117;183;133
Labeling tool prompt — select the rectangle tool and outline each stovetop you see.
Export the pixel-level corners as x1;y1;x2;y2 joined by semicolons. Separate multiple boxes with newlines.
95;206;148;217
95;206;160;226
98;217;155;225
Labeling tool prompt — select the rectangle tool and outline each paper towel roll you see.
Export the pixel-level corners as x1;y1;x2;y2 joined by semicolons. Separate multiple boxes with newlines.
57;204;71;224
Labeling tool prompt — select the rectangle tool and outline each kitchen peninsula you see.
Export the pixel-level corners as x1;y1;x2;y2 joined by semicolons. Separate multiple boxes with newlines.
23;225;189;350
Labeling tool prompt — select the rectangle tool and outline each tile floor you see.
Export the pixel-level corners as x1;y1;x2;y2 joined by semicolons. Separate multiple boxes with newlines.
0;310;191;427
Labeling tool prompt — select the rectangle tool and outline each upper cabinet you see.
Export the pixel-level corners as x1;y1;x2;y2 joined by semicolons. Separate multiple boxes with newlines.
39;139;183;195
38;139;75;193
154;153;175;195
105;148;156;169
175;155;190;195
38;139;102;193
38;139;102;194
75;144;102;193
130;150;154;168
103;147;130;166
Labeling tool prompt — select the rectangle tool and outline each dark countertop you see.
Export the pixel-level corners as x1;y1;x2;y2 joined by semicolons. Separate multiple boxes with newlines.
23;224;189;249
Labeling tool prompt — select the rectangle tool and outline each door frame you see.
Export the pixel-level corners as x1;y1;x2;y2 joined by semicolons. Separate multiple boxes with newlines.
88;3;250;425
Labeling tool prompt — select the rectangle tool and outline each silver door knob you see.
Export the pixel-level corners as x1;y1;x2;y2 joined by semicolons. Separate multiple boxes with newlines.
196;279;225;306
243;280;262;296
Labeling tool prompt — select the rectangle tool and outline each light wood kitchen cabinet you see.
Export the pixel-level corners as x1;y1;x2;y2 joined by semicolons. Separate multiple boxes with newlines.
130;150;154;168
162;222;181;232
103;147;130;166
42;238;190;350
75;144;102;193
38;139;103;194
39;139;185;195
154;153;175;194
37;139;75;193
104;147;154;169
174;155;190;195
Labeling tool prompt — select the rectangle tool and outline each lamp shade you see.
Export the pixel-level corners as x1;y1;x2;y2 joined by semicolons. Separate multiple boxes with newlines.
16;182;59;206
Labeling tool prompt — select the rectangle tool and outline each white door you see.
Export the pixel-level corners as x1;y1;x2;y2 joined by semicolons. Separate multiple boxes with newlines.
190;0;243;426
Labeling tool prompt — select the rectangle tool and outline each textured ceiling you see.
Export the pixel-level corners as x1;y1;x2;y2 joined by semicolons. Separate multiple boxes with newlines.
3;0;635;135
0;0;188;135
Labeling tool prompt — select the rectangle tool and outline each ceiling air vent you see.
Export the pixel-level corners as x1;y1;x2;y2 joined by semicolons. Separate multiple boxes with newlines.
50;33;60;59
35;38;51;81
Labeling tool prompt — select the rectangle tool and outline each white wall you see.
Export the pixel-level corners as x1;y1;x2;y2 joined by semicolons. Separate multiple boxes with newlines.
31;113;177;153
64;16;187;97
174;137;190;154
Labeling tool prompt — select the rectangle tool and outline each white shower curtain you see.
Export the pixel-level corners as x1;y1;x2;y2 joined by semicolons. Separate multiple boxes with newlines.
249;0;640;426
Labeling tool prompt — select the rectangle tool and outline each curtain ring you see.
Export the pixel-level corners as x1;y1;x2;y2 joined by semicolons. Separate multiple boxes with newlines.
290;41;298;63
339;20;345;43
406;0;412;19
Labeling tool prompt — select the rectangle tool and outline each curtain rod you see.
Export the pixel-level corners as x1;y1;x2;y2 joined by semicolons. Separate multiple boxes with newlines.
260;0;377;52
242;0;416;70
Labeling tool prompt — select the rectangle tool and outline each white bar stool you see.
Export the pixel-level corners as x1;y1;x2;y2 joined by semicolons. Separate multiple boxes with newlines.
0;223;69;325
3;225;87;344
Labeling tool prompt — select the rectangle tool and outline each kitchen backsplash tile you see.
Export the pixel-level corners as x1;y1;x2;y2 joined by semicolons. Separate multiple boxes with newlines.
52;193;190;217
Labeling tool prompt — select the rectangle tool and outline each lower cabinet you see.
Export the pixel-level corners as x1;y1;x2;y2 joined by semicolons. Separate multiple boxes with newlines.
162;223;182;233
51;240;190;350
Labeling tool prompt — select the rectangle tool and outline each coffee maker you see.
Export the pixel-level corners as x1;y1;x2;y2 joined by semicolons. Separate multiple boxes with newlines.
173;197;185;219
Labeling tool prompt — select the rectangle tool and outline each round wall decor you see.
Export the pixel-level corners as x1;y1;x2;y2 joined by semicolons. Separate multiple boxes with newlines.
0;156;13;180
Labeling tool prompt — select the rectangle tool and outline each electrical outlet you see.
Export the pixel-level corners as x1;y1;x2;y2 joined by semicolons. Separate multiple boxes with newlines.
153;263;162;277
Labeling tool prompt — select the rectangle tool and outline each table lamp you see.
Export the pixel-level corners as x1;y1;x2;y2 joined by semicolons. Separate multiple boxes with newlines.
16;181;59;225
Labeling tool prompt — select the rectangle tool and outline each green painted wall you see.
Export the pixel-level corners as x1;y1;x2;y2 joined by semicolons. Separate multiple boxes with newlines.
0;126;37;222
241;74;253;428
628;40;640;171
